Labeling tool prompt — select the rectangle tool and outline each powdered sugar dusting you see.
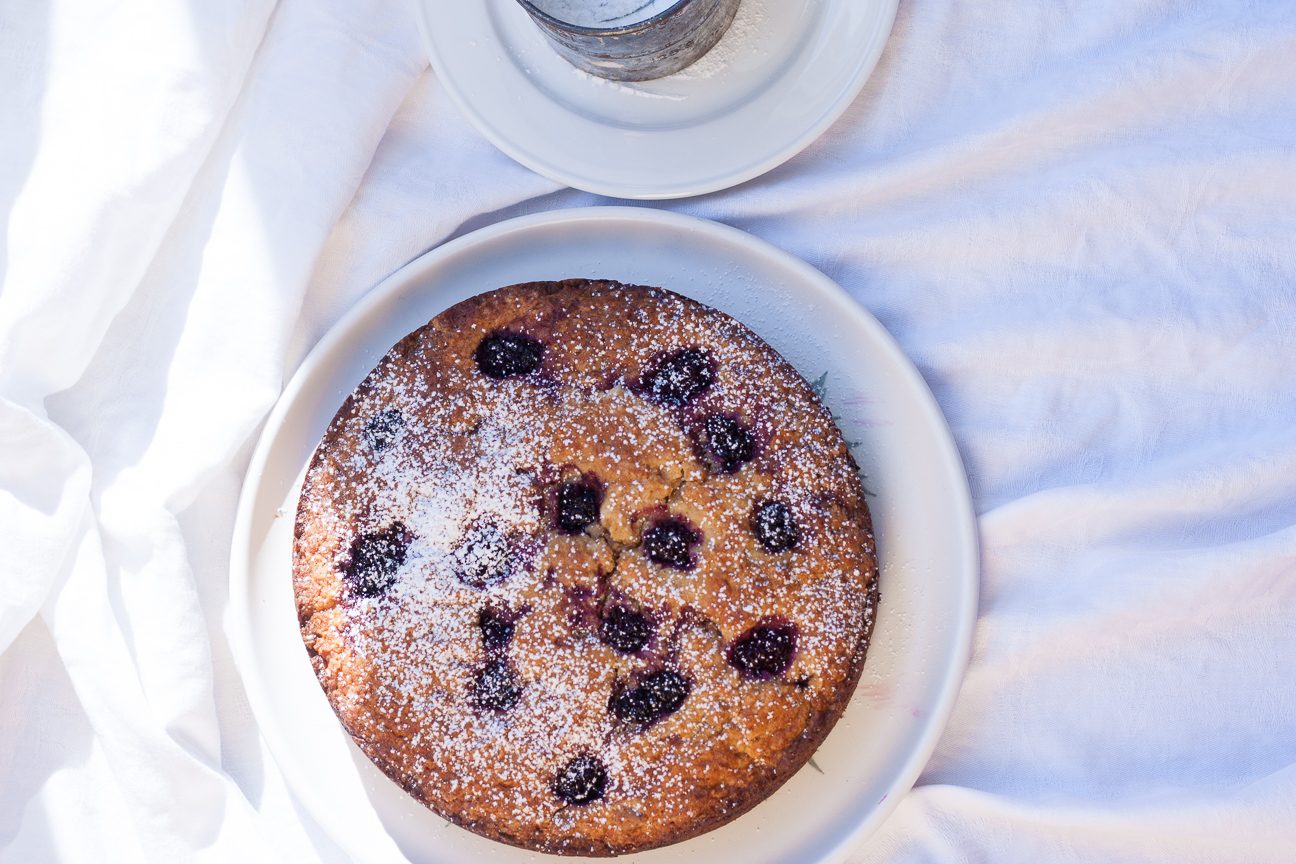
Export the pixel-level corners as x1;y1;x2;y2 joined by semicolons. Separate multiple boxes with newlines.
293;281;877;854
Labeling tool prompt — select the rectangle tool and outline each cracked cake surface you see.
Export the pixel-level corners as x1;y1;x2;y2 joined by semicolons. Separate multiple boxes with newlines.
292;279;879;856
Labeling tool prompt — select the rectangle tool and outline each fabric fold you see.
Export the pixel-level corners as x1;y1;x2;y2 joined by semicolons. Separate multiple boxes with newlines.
3;0;1295;861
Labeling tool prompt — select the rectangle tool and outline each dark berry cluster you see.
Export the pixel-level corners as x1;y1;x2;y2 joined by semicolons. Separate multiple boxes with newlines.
641;348;714;405
552;754;608;805
342;522;411;598
599;605;653;654
610;670;691;726
472;657;522;711
474;332;543;379
473;606;524;711
703;414;753;472
362;408;405;452
642;518;698;569
478;607;516;652
728;619;799;679
752;500;798;552
556;481;601;533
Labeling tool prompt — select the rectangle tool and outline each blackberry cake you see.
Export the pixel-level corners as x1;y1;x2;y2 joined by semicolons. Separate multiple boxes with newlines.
293;279;878;856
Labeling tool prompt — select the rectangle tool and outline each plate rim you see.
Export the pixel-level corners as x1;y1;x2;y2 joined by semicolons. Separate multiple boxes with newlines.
413;0;900;199
228;206;979;863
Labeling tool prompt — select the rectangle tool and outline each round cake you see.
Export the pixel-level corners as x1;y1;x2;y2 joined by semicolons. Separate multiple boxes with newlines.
293;279;878;856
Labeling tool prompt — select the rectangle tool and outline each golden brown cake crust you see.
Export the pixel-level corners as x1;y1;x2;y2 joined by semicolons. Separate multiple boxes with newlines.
293;280;878;856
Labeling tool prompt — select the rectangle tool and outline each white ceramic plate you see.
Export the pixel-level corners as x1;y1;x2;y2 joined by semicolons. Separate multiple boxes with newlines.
229;207;978;864
414;0;898;199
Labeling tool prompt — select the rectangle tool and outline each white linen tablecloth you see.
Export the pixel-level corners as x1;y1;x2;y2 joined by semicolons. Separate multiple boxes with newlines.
2;0;1294;861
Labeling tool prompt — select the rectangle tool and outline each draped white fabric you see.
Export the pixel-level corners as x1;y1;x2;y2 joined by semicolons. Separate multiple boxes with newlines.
2;0;1293;861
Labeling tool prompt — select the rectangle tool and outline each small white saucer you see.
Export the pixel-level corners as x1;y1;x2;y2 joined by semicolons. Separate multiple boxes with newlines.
415;0;898;198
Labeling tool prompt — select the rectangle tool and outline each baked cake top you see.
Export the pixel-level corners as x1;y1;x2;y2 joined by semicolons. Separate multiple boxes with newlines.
293;279;878;856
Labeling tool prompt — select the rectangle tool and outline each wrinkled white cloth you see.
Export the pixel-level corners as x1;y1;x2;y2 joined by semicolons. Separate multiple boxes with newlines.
2;0;1294;861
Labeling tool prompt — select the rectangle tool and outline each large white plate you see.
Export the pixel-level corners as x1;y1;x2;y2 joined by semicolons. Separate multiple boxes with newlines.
415;0;898;199
229;207;978;864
